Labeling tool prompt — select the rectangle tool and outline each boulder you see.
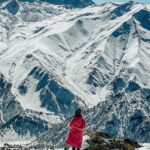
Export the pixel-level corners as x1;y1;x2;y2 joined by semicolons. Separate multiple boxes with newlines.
84;131;136;150
124;138;141;148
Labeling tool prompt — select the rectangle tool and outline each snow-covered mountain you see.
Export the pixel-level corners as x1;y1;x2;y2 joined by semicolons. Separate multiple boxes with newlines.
0;0;94;11
0;0;150;145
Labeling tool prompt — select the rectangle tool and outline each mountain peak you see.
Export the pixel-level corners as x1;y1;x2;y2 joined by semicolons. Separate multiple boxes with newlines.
1;0;94;8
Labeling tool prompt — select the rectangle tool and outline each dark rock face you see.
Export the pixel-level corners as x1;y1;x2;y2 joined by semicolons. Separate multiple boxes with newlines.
104;114;121;136
113;78;125;95
18;83;28;95
59;0;94;8
124;138;141;148
2;0;94;8
0;1;149;146
87;68;102;87
33;93;149;146
32;117;70;147
84;9;150;143
0;73;56;139
87;21;131;89
110;1;134;19
18;66;80;117
1;93;23;123
142;88;150;104
126;81;140;92
0;74;11;97
0;73;23;124
85;131;138;150
1;114;49;137
133;9;150;30
85;89;150;142
2;0;19;15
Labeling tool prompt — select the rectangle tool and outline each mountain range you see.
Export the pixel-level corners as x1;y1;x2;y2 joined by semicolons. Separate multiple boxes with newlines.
0;0;150;146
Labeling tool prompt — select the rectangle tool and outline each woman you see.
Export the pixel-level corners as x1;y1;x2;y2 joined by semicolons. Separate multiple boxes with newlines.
65;108;86;150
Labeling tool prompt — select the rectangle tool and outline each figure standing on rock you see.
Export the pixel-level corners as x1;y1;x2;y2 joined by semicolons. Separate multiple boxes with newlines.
65;108;86;150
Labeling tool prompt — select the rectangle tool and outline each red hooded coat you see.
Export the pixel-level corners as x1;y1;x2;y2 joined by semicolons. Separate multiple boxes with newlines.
65;115;86;148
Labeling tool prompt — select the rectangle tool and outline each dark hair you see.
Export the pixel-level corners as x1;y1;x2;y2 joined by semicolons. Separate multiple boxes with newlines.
75;108;81;117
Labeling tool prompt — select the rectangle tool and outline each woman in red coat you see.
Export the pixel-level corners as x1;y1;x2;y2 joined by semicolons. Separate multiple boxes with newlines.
65;108;86;150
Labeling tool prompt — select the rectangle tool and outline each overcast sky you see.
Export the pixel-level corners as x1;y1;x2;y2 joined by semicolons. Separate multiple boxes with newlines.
93;0;149;3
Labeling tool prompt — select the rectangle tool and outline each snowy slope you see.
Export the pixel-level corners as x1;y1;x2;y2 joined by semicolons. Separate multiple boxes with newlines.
137;144;150;150
0;0;150;144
